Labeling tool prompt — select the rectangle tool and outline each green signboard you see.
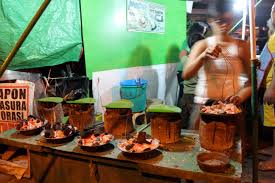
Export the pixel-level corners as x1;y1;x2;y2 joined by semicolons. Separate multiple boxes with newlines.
81;0;186;78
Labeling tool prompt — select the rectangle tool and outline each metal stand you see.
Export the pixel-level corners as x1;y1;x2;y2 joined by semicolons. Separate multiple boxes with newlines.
0;0;52;78
251;58;260;183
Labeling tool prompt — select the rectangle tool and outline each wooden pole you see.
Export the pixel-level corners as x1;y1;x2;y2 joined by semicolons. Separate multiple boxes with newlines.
241;0;248;40
229;0;263;34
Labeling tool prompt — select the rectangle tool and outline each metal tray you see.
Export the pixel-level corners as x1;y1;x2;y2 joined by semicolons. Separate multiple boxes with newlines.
17;121;48;136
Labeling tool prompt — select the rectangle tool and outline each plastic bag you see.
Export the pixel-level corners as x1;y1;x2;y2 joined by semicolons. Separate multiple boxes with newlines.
46;76;89;99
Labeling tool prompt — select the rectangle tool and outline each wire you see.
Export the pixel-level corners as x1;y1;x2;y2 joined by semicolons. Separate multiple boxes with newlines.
222;47;237;98
220;52;229;100
201;46;236;102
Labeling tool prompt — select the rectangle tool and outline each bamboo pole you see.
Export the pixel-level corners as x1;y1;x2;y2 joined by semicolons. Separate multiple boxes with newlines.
241;0;248;40
229;0;263;34
0;0;52;78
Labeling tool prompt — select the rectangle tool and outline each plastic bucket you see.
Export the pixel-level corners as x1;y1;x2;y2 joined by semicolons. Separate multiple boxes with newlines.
120;79;147;112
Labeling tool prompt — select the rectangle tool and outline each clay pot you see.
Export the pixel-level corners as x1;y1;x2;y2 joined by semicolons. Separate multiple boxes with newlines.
199;119;236;152
150;113;181;144
104;108;134;137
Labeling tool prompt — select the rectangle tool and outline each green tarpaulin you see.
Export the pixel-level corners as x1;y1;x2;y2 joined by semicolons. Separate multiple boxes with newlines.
0;0;82;70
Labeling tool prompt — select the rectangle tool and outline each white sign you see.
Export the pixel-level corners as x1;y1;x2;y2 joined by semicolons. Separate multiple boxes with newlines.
186;1;193;14
127;0;165;33
0;81;34;122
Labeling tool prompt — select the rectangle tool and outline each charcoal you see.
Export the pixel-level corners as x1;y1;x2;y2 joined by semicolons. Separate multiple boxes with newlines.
28;115;36;120
93;142;100;146
143;148;151;152
126;134;133;140
53;122;62;131
94;133;100;137
136;132;147;144
80;130;91;138
45;123;51;130
16;123;23;130
63;127;72;136
126;144;134;150
44;130;51;138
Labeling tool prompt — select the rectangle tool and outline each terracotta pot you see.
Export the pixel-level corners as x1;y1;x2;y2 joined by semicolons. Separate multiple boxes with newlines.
199;119;236;152
37;102;64;124
68;104;95;131
150;113;181;144
197;152;230;173
104;108;134;137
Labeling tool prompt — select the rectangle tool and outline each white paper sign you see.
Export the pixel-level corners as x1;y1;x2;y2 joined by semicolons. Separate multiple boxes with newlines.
186;1;193;14
127;0;165;33
0;81;34;122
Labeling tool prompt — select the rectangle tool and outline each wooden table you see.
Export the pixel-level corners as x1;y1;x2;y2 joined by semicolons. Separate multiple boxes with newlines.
0;126;242;183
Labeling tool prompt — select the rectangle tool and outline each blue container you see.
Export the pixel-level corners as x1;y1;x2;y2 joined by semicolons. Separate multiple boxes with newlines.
120;79;148;112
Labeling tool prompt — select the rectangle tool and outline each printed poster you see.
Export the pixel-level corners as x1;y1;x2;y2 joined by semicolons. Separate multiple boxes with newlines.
127;0;165;33
0;81;34;123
